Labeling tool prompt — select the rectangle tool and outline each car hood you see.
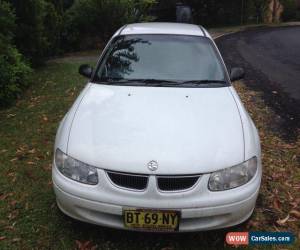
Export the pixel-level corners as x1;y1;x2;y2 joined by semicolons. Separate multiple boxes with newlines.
67;84;244;175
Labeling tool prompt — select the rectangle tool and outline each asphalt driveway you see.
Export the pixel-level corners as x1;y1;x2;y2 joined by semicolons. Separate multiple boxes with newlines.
216;26;300;139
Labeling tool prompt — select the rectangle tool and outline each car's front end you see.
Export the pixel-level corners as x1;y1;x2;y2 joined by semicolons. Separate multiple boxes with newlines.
53;153;261;232
52;83;261;232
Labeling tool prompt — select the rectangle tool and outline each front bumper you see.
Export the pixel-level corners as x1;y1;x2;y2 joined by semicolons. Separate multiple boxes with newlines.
52;163;261;232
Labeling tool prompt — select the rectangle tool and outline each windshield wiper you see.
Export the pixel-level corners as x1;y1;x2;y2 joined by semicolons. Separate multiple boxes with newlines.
180;80;227;84
138;79;180;84
97;78;228;87
98;78;181;86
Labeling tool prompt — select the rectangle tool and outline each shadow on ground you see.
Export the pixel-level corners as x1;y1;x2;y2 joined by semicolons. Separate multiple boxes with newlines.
62;214;232;250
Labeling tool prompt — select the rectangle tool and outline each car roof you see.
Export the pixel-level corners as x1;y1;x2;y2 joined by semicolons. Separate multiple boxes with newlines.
116;22;210;38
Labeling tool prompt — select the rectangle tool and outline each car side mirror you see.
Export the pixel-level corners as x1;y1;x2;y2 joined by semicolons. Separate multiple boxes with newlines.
230;67;245;82
79;64;93;78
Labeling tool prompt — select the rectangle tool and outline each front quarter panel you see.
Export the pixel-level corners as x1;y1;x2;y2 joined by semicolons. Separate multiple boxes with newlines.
229;87;261;160
54;83;92;153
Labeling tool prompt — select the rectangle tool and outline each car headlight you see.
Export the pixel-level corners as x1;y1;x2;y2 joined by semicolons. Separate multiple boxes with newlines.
208;157;257;191
55;148;98;185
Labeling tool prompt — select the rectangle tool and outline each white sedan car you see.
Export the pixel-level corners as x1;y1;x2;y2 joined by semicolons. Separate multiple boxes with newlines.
52;23;261;232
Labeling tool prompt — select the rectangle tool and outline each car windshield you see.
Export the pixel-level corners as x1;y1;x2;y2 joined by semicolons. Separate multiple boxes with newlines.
94;34;228;87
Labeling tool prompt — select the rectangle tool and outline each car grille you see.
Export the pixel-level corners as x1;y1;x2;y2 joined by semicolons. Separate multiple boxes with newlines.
107;171;200;192
107;171;148;190
157;176;200;191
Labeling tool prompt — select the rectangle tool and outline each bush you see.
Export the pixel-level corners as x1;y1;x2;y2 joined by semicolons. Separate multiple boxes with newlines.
63;0;155;51
10;0;63;65
0;0;16;42
281;0;299;21
0;1;31;106
0;45;32;106
43;1;64;56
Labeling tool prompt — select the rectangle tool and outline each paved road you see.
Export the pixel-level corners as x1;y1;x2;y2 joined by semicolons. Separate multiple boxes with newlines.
216;26;300;136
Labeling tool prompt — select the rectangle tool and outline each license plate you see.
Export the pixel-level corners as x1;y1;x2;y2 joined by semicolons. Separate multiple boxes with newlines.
123;208;180;231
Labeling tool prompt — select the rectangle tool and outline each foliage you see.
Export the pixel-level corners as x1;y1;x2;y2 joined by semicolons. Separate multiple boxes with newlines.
0;46;32;106
250;0;271;23
281;0;299;21
155;0;299;26
4;0;299;61
133;0;157;21
0;1;31;106
154;0;273;26
63;0;156;51
43;1;63;56
10;0;63;65
0;0;16;43
189;0;242;26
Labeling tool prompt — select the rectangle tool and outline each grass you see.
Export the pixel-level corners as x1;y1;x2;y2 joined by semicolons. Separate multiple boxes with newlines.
0;58;299;249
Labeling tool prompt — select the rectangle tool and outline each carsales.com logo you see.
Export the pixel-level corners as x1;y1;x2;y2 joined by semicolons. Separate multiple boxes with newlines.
226;232;295;246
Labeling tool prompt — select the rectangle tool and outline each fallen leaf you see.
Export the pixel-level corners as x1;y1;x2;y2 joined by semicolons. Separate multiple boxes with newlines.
293;184;300;189
161;247;174;250
24;170;36;180
75;240;97;250
290;210;300;219
272;224;280;232
284;181;292;187
7;172;15;177
0;193;13;201
273;198;281;211
247;220;260;228
10;200;18;207
287;192;294;201
276;214;290;226
290;198;300;208
28;149;36;154
42;115;48;122
0;236;6;241
27;161;36;165
11;176;17;183
0;194;8;201
5;225;15;231
76;240;89;249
